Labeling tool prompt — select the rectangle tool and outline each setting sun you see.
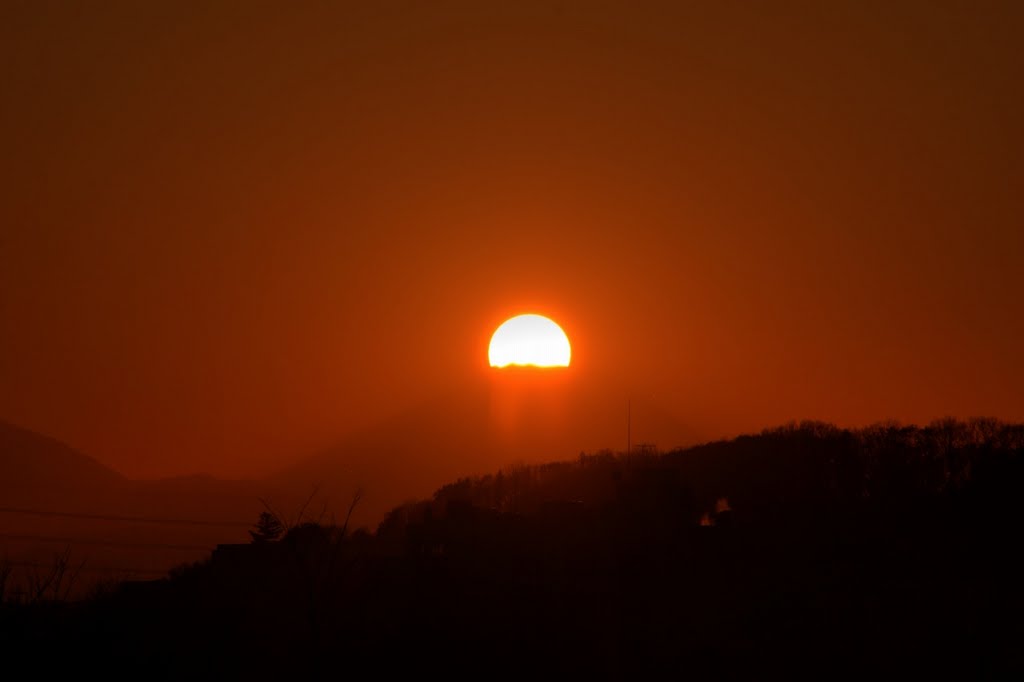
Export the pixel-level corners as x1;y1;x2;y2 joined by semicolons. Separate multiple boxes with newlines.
488;314;571;368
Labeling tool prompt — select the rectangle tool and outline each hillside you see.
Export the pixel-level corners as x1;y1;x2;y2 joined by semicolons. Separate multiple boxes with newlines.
0;421;125;504
270;373;690;528
0;423;261;588
4;418;1022;678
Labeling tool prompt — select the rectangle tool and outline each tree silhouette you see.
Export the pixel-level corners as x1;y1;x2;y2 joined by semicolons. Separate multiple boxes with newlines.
249;511;284;543
6;419;1024;678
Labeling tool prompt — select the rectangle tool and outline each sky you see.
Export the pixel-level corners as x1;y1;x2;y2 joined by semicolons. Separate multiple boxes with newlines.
2;1;1022;479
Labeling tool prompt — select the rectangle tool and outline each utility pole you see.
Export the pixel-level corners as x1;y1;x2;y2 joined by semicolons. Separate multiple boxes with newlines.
627;399;631;456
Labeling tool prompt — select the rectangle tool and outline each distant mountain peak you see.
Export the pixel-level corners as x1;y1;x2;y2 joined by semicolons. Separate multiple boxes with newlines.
0;420;126;488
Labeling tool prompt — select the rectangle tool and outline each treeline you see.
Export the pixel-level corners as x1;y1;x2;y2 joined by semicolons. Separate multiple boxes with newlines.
3;418;1023;678
380;417;1024;536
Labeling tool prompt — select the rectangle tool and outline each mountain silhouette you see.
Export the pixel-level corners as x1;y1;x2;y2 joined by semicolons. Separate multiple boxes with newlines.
0;372;690;587
6;418;1022;678
0;420;125;506
268;369;692;528
0;421;260;587
0;420;260;519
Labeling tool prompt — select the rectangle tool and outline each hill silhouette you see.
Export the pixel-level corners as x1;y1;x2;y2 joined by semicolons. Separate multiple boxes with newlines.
1;371;690;544
3;418;1022;678
0;422;261;588
0;421;260;519
268;370;691;527
0;420;124;505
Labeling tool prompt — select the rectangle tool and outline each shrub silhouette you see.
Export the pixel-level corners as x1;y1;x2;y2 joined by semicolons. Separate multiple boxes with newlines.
4;419;1023;678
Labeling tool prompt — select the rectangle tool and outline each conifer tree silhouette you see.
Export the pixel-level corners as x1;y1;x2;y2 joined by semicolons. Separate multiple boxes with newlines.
249;511;284;543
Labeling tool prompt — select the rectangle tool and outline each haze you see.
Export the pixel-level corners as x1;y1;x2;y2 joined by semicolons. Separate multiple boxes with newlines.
2;1;1022;479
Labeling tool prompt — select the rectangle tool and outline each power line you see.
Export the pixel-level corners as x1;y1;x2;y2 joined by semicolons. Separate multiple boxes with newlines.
5;560;171;576
0;506;250;528
0;532;213;552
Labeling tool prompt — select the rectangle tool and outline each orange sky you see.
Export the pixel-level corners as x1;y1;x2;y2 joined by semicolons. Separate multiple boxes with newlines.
2;2;1022;478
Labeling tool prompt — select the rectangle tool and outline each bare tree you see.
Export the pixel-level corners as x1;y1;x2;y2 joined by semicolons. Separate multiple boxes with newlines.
25;547;86;603
257;483;325;535
340;487;365;538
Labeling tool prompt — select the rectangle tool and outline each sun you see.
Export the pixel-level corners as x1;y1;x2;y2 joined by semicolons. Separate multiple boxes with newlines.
488;314;571;368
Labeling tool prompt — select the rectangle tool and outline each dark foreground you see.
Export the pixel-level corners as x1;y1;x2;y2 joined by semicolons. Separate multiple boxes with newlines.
3;420;1023;679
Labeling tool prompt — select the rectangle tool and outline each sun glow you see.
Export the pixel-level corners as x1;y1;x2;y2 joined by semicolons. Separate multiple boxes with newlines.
488;314;571;368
